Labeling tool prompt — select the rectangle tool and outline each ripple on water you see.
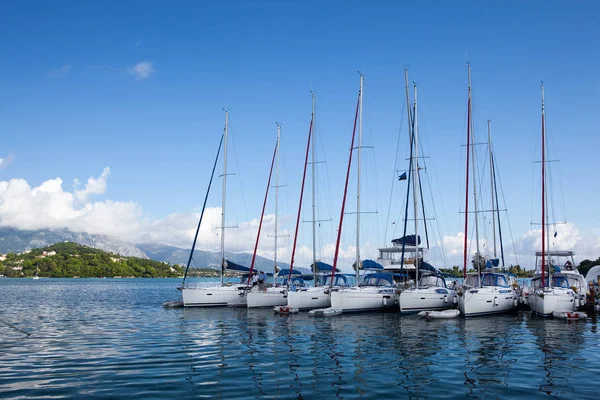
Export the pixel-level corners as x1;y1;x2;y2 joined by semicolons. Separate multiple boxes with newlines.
1;278;599;399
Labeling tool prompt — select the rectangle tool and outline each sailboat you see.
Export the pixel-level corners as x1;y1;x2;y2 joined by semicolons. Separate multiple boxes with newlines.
286;93;338;310
181;110;250;307
247;124;289;308
457;65;518;317
397;71;456;314
526;83;580;317
329;74;398;313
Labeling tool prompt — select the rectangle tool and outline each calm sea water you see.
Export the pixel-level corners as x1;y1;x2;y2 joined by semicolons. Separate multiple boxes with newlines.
1;278;599;399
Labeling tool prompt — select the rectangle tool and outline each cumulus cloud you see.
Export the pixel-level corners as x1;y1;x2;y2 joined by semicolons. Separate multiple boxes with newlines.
436;223;600;270
74;167;110;201
436;232;490;267
0;169;142;239
48;64;72;78
514;223;600;266
3;168;596;268
129;61;155;80
0;168;292;260
0;166;370;268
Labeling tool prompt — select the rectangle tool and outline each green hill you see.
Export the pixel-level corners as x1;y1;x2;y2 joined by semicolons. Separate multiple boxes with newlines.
0;242;184;278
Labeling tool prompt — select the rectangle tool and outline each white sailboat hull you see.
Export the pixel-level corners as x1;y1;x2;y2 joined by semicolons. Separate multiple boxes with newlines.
528;288;576;317
287;287;330;310
330;287;397;313
399;288;456;314
182;285;247;307
247;287;288;308
458;286;517;317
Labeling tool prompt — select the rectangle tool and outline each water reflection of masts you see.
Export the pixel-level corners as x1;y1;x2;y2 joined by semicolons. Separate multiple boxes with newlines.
279;315;302;399
396;317;439;397
179;308;229;398
457;316;515;397
316;317;346;397
526;314;586;397
243;313;265;397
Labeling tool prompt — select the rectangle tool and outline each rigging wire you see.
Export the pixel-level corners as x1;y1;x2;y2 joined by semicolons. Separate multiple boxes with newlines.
384;102;405;246
494;154;520;266
230;132;250;254
364;112;381;260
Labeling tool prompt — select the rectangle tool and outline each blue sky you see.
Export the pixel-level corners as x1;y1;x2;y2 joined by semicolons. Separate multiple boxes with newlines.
0;1;598;268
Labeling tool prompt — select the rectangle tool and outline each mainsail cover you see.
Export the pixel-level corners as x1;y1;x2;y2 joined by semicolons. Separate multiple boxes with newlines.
392;235;421;247
311;262;340;273
279;268;302;276
361;259;384;270
420;261;439;273
224;260;251;272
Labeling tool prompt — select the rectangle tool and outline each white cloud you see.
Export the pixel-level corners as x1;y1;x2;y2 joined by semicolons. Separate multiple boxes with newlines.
3;168;597;268
436;223;600;270
74;167;110;201
129;61;155;80
48;64;72;78
436;232;490;268
514;223;600;266
0;154;15;170
0;169;142;238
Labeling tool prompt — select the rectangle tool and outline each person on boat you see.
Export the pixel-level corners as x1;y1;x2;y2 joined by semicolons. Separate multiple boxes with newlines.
258;271;265;291
564;260;573;271
252;271;259;289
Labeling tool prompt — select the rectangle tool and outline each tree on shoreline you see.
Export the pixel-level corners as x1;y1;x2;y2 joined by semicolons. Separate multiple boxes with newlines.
0;242;184;278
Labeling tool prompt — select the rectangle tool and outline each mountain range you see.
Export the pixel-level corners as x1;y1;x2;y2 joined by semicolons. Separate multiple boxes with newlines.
0;227;298;272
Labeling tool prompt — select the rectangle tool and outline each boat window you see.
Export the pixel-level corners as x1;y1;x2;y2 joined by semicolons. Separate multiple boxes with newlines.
533;276;570;288
565;276;583;289
361;274;393;287
494;274;508;287
552;276;570;288
419;275;446;288
322;275;348;287
465;275;480;287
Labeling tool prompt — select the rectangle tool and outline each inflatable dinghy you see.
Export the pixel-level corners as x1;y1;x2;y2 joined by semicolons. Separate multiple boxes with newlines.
418;309;460;319
552;310;587;320
308;307;342;317
274;306;299;314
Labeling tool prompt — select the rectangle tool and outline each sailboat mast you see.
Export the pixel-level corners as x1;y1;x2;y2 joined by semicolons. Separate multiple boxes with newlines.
182;133;224;286
331;83;360;284
469;67;482;287
356;73;363;284
541;82;547;288
274;123;281;273
288;110;312;283
248;140;278;283
488;120;497;260
400;69;413;273
544;88;552;288
220;110;229;286
412;83;420;289
311;93;318;284
463;66;472;279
